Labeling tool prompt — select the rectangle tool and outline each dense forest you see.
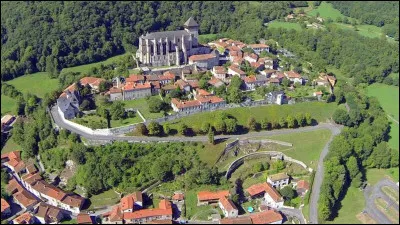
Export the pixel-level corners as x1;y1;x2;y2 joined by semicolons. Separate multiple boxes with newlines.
329;1;399;40
1;1;293;81
318;82;398;221
263;27;399;85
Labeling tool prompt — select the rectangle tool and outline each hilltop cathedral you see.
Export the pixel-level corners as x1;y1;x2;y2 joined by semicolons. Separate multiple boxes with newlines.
136;17;211;67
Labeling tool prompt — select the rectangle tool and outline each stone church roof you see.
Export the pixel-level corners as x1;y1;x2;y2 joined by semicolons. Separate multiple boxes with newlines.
184;17;199;27
142;30;190;40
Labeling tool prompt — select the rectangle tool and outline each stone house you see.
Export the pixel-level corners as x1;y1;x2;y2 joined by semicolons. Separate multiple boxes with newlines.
218;197;238;218
267;173;290;189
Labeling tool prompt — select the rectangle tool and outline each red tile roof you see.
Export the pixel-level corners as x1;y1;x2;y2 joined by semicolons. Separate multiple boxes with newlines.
80;77;105;87
6;178;23;194
196;95;225;104
220;217;253;224
264;183;283;202
146;219;173;224
1;150;21;160
285;71;301;79
22;172;42;185
250;62;263;69
246;53;259;61
243;75;257;83
13;190;38;208
126;75;145;83
172;193;184;201
248;43;269;49
175;79;190;89
314;91;323;95
250;210;283;224
77;214;93;224
123;82;151;91
189;53;216;61
208;77;224;86
121;192;142;211
109;87;123;94
219;196;237;212
61;195;84;208
171;98;201;109
1;198;10;213
158;199;172;210
151;81;161;89
197;89;212;96
103;205;123;222
45;185;67;201
162;71;176;80
197;190;229;202
228;65;246;76
269;78;280;83
246;183;270;197
213;66;227;74
187;80;199;89
297;180;310;191
13;212;34;224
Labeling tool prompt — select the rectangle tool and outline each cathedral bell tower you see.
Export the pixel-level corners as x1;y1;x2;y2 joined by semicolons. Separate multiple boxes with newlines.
184;17;199;47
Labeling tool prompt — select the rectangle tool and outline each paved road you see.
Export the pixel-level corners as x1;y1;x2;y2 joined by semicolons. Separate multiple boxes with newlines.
51;106;340;143
363;178;399;224
279;208;306;224
309;124;342;224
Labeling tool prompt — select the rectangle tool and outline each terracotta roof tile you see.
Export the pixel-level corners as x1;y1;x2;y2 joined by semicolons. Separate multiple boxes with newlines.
126;75;145;83
197;190;229;202
285;71;301;79
189;53;216;61
246;183;270;197
297;180;310;191
77;213;93;224
61;195;84;208
264;183;283;203
13;212;34;224
172;193;184;201
13;190;38;208
123;82;151;91
171;98;201;109
219;196;237;212
1;198;10;213
250;210;283;224
220;217;253;224
80;77;105;87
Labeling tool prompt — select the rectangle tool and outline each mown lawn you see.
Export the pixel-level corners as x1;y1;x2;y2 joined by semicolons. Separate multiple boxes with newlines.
6;72;60;98
266;128;332;169
325;186;365;224
367;83;399;150
197;141;228;167
73;114;143;129
267;21;302;31
307;2;351;21
1;138;21;154
167;102;337;133
1;95;16;116
88;189;120;210
118;96;167;120
60;53;130;75
366;168;399;184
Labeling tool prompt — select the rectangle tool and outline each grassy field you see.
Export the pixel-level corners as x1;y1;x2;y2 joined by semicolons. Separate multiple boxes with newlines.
197;141;229;166
1;95;16;116
366;168;399;184
267;128;332;169
6;72;60;98
88;189;120;210
308;2;351;21
1;138;21;154
118;96;166;120
325;186;365;224
367;83;399;150
73;114;143;129
60;53;130;75
267;21;302;31
167;102;337;133
60;219;77;224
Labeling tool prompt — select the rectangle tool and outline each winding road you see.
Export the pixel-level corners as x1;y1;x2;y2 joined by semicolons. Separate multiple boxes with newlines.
51;105;343;223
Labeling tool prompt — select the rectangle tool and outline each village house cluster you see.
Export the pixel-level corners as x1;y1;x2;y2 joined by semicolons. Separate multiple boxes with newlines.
56;17;337;127
101;191;173;224
1;151;91;224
